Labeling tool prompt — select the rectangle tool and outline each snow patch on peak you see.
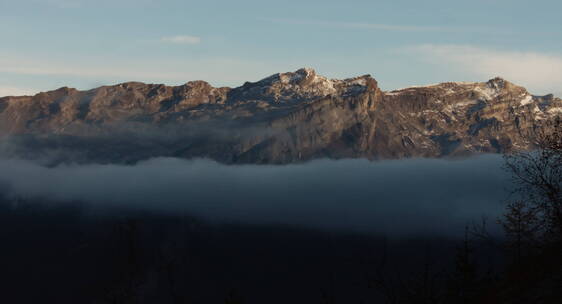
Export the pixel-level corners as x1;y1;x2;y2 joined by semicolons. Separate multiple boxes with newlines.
450;81;478;85
347;78;368;86
277;68;323;85
520;95;533;106
474;86;500;101
384;84;439;96
245;68;342;102
385;81;475;95
278;73;300;84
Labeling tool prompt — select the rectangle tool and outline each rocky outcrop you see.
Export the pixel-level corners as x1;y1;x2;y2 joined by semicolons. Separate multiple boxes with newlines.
0;68;560;164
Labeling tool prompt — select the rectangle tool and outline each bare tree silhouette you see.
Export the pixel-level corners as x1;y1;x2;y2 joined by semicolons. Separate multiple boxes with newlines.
503;118;562;246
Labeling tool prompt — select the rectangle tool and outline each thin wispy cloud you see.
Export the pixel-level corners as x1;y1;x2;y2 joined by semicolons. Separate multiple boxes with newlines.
0;57;192;81
44;0;82;8
0;86;38;97
161;35;201;45
0;53;292;89
410;44;562;94
39;0;153;9
266;18;508;34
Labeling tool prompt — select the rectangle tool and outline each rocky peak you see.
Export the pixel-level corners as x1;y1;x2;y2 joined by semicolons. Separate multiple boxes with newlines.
483;77;521;95
54;86;78;94
335;75;378;96
386;77;531;104
277;68;318;85
228;68;352;103
226;68;381;104
477;77;531;105
182;80;222;91
486;77;509;90
0;70;560;164
116;82;149;90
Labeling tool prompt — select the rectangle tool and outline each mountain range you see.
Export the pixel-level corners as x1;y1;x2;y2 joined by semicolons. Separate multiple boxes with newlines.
0;68;560;164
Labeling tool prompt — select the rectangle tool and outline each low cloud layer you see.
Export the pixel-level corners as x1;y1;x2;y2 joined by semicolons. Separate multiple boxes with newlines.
0;155;510;237
412;44;562;95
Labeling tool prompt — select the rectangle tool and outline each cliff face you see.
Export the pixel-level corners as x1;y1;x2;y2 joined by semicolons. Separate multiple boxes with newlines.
0;68;560;164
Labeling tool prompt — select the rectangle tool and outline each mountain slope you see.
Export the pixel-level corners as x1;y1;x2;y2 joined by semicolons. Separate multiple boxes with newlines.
0;68;560;164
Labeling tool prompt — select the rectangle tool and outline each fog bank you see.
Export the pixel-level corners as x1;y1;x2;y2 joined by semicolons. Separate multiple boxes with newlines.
0;155;509;237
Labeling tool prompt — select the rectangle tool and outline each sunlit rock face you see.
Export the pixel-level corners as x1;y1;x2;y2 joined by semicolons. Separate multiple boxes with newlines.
0;69;560;164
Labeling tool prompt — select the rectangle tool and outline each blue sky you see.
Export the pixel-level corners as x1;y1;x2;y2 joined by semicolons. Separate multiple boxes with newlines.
1;0;561;96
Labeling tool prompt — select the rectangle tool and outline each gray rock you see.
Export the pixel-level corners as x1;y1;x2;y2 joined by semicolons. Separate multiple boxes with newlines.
0;69;560;164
